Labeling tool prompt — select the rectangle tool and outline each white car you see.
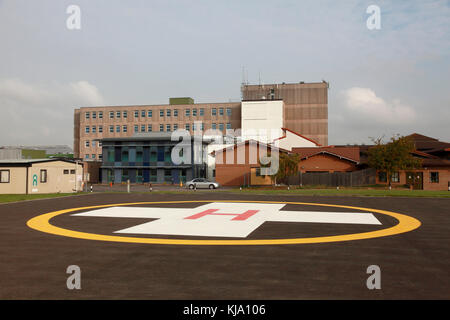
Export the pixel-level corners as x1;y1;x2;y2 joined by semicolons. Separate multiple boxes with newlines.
185;178;220;189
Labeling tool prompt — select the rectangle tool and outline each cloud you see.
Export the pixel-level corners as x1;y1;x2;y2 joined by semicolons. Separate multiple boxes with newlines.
342;87;416;125
0;78;105;146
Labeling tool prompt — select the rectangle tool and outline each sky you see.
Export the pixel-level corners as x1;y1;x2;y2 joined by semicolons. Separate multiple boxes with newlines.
0;0;449;147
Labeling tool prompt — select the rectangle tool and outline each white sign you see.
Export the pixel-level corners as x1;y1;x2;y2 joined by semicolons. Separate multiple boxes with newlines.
73;202;381;238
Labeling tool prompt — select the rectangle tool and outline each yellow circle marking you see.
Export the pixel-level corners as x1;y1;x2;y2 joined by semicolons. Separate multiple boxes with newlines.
26;200;421;246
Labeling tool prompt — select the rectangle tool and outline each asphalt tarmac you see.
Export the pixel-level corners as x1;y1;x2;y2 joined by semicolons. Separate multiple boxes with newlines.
0;192;448;299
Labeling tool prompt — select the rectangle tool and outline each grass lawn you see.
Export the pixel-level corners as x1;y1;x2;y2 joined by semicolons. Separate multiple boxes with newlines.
0;193;83;204
224;187;450;198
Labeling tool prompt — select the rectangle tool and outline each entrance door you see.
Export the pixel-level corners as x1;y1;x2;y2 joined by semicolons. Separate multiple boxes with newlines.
406;172;423;190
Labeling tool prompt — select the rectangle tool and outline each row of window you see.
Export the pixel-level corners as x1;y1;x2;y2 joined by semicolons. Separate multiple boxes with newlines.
0;169;48;184
85;141;102;148
85;154;103;160
105;168;187;183
85;108;232;120
85;123;232;134
378;171;440;183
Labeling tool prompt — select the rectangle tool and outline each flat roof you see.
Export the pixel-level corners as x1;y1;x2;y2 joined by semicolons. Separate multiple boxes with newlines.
0;158;80;167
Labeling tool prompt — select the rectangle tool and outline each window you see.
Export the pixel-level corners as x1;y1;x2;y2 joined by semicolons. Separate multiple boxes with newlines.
391;172;399;183
116;125;121;133
211;108;217;116
85;112;90;119
148;124;152;132
92;126;96;133
201;123;204;131
109;111;114;119
174;109;178;117
85;126;90;133
430;172;439;183
160;110;164;117
164;169;172;182
226;123;231;130
134;110;139;118
122;169;129;182
185;123;190;131
148;110;152;118
219;108;224;116
116;111;121;118
192;123;197;131
212;123;217;130
123;111;127;118
92;154;96;159
70;169;76;174
85;154;89;159
123;125;127;133
92;141;96;148
141;125;146;132
160;124;164;132
192;108;197;116
40;170;47;183
167;109;171;117
173;124;178;131
99;126;103;133
136;151;143;162
255;168;262;177
85;141;90;147
92;112;96;119
219;123;224;131
200;108;204;116
0;170;10;183
185;109;190;117
99;154;103;160
109;125;114;133
98;141;102;147
226;108;232;116
134;125;138;133
166;124;171;132
150;169;157;182
98;111;103;119
121;150;129;162
378;172;387;182
141;110;146;118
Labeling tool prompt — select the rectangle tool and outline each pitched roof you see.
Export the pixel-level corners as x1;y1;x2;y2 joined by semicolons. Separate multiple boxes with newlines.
272;128;321;146
406;133;450;152
212;139;290;156
292;146;360;162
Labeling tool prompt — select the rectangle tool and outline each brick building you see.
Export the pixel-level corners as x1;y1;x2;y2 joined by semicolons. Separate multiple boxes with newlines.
74;81;329;161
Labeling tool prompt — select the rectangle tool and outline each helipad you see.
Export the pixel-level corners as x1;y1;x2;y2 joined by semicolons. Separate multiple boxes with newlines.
26;200;421;245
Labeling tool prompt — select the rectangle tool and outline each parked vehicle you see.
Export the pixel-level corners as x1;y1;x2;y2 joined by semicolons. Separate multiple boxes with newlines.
185;178;220;189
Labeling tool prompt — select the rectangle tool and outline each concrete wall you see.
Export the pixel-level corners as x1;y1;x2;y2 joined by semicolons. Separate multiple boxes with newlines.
242;82;328;146
275;129;319;151
241;100;284;143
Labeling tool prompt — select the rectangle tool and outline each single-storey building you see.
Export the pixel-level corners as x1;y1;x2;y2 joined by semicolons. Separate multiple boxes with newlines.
214;140;289;186
292;146;361;173
0;159;83;194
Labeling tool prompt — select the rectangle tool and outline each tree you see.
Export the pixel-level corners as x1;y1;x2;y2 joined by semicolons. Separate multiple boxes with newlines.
367;135;422;188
